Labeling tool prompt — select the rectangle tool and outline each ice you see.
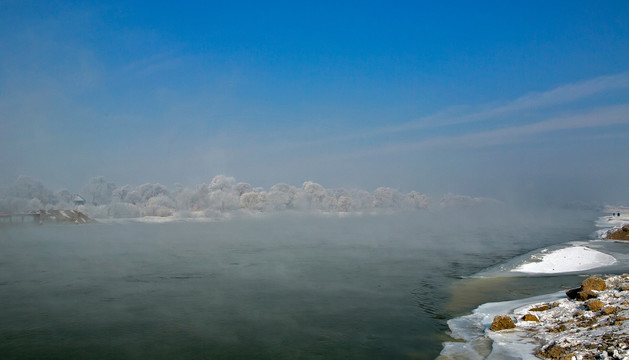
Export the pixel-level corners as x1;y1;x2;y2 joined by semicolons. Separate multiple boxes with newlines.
511;246;617;274
441;292;565;359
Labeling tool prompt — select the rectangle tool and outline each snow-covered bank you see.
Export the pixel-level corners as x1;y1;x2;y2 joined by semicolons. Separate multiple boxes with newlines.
441;275;629;360
440;291;566;359
596;207;629;239
440;211;629;359
512;246;617;274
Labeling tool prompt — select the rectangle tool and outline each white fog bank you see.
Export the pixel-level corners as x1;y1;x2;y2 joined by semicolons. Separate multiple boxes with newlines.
0;175;501;220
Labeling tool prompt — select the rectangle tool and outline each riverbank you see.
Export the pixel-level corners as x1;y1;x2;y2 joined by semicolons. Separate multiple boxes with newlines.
440;210;629;359
493;275;629;359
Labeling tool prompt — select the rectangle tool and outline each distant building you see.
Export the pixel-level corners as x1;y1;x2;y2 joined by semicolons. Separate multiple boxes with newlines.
73;195;86;206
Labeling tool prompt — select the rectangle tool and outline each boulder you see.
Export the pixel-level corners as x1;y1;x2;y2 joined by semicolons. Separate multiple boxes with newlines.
530;304;551;312
565;287;580;299
575;289;598;301
605;226;629;240
538;343;573;359
522;314;539;322
602;306;616;315
490;315;516;331
586;299;605;312
566;277;606;300
581;276;606;292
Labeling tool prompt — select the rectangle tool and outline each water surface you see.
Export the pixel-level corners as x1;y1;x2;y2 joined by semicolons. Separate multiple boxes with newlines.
0;209;598;359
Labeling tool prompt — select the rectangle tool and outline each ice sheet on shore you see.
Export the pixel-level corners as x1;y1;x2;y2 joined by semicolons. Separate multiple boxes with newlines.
441;275;629;360
512;245;617;274
440;291;566;360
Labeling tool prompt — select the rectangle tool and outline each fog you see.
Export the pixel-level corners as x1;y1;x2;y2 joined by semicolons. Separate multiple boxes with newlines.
1;2;628;214
0;174;507;220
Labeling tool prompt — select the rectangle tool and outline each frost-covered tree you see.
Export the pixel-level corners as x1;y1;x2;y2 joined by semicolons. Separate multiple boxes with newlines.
136;183;170;204
373;187;403;208
320;193;338;211
143;194;175;217
265;183;297;210
405;191;430;209
8;176;55;204
337;195;353;212
209;175;236;192
299;181;326;209
172;186;194;211
348;189;374;210
303;181;325;200
0;172;448;218
80;176;116;206
208;189;240;212
108;202;141;218
234;182;252;196
240;192;266;211
112;184;133;202
55;189;73;206
188;184;210;210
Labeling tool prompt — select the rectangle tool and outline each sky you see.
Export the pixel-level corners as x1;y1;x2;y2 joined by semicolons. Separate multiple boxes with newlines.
1;0;628;204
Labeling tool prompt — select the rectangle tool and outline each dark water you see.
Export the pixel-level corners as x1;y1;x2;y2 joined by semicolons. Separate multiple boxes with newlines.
0;209;598;359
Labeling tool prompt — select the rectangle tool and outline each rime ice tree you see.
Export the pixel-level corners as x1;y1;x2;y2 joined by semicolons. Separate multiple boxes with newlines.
265;183;297;210
209;175;236;192
144;194;175;217
373;187;402;209
55;189;73;207
112;185;133;202
234;182;253;196
240;192;265;211
300;181;326;209
9;176;56;205
136;183;170;204
405;191;430;209
80;176;117;206
337;195;353;212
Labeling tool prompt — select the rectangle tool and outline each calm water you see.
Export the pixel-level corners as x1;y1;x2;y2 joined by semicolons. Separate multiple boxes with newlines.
0;209;598;359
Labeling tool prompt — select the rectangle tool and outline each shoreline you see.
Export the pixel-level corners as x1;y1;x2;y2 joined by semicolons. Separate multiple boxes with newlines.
440;211;629;359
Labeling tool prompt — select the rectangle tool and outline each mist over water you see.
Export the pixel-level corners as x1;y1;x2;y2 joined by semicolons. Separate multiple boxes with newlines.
0;207;598;359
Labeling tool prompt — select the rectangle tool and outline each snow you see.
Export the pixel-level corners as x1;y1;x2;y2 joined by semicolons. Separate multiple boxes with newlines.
441;292;566;359
441;212;629;360
441;275;629;360
512;246;617;274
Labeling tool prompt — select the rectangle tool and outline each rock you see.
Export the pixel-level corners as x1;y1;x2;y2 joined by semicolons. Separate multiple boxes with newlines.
539;343;573;359
522;314;539;322
490;315;516;331
605;226;629;240
576;289;598;301
602;307;616;315
587;299;605;312
582;277;606;292
566;287;581;299
566;277;606;300
531;304;551;311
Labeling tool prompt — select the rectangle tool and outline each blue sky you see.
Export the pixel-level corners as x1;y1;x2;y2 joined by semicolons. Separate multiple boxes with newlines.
1;1;628;203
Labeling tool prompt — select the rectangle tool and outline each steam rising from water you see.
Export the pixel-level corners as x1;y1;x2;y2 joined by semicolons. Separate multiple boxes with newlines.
0;175;500;220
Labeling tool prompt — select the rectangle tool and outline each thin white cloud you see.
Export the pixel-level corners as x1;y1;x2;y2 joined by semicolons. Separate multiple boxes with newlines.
309;103;629;163
373;71;629;135
122;53;185;76
268;71;629;153
372;103;629;153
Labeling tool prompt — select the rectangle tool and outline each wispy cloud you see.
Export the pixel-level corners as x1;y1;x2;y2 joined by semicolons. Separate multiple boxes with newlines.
122;53;185;77
348;103;629;156
274;71;629;153
377;71;629;134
